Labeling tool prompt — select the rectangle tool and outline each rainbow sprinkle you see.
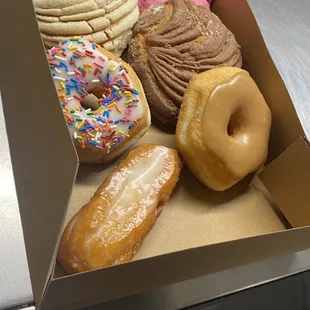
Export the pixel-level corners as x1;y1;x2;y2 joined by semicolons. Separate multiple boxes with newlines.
47;37;141;153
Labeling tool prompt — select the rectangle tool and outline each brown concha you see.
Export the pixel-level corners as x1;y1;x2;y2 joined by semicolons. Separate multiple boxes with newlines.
128;0;242;124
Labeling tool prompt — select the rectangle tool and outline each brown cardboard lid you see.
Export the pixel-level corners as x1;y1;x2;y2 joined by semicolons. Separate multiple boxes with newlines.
0;0;78;304
212;0;305;163
259;137;310;228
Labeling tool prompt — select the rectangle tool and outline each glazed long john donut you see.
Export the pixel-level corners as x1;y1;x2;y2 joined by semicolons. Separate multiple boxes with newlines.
58;144;182;273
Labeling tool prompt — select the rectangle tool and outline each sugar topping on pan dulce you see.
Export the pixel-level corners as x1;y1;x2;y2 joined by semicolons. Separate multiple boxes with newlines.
129;0;241;124
48;37;143;157
138;0;210;12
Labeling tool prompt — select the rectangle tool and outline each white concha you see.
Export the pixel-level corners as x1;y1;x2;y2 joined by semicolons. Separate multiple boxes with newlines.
34;0;139;56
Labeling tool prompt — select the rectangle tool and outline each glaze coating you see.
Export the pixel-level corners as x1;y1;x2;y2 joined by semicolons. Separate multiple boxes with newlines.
58;144;182;273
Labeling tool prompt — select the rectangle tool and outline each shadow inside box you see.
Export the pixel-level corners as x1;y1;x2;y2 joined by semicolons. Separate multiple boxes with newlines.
151;115;177;135
180;164;254;208
75;162;112;183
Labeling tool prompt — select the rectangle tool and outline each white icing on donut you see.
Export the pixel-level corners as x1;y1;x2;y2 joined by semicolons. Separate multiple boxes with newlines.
84;145;174;245
48;36;143;154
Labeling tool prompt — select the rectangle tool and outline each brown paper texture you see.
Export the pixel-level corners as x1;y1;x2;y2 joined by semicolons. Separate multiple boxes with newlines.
260;137;310;228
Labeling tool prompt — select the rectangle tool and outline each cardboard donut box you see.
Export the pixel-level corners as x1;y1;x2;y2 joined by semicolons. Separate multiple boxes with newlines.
1;0;310;309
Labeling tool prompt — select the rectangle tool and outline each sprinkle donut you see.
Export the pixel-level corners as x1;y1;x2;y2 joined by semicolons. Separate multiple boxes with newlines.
48;37;151;163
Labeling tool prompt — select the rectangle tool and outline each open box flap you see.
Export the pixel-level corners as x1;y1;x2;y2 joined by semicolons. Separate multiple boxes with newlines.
212;0;305;163
259;137;310;228
0;0;79;304
40;226;310;310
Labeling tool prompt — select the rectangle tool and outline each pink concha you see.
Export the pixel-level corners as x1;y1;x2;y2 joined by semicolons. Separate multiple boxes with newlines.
138;0;210;12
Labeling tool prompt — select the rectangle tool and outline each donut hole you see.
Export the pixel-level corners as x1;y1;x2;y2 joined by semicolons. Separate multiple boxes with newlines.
90;86;106;99
81;86;105;111
227;109;244;137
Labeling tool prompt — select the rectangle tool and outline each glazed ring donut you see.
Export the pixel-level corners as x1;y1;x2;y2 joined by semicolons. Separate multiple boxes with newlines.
176;67;272;191
48;37;150;164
